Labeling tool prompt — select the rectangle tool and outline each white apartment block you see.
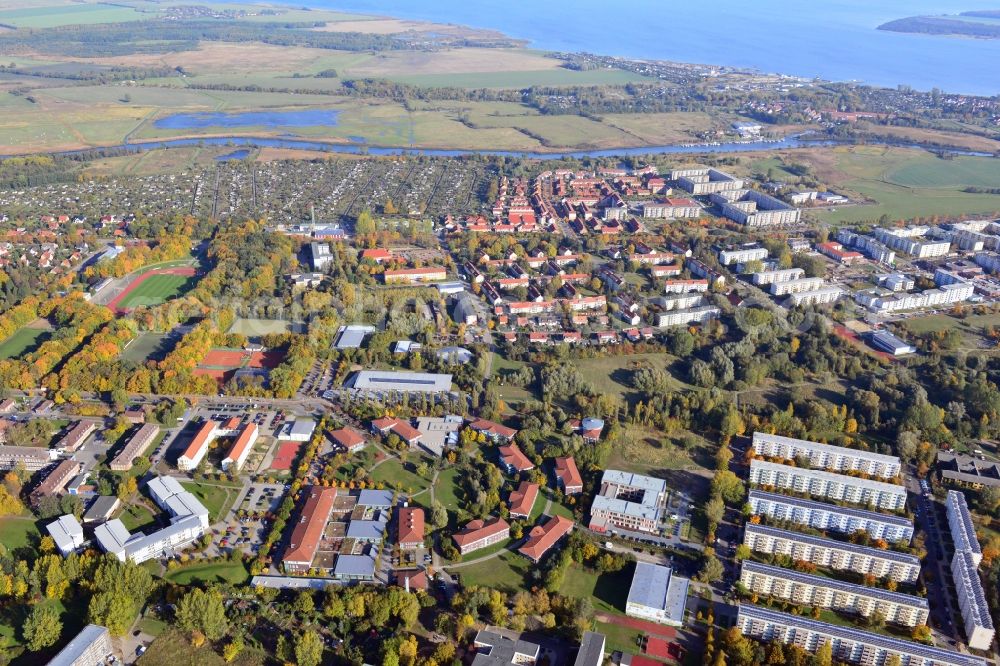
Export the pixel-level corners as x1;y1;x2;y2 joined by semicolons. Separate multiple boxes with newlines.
652;293;705;311
975;251;1000;274
748;490;914;543
639;200;701;219
749;459;907;511
952;550;995;650
676;168;744;195
719;246;768;266
711;189;802;227
589;470;666;534
737;605;987;666
770;277;825;296
654;306;720;328
751;432;901;479
740;561;929;627
836;229;897;265
788;286;843;307
663;279;709;294
877;273;915;292
946;490;982;566
743;524;920;583
751;268;804;286
873;228;950;258
855;281;974;314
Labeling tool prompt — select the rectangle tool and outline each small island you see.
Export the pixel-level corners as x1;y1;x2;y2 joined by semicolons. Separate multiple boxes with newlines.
879;10;1000;39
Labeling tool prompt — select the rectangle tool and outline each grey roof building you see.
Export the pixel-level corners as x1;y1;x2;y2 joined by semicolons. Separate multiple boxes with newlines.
83;495;121;524
573;631;606;666
472;630;540;666
46;514;84;557
333;553;377;581
346;519;386;542
357;489;394;508
345;370;453;393
335;325;376;350
47;624;113;666
938;451;1000;489
748;490;914;543
626;561;689;627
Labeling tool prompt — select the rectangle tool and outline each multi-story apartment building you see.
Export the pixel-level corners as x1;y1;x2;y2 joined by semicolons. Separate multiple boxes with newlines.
748;490;914;543
0;444;56;471
589;470;665;534
743;524;920;583
951;550;995;650
48;624;114;666
739;561;929;627
638;198;701;219
854;281;974;314
719;246;768;266
654;306;720;328
788;286;844;307
974;250;1000;274
737;605;987;666
749;459;907;511
711;189;802;227
946;490;982;566
836;229;896;265
873;227;950;258
110;423;161;471
751;433;901;479
770;277;825;296
751;268;804;286
675;168;744;195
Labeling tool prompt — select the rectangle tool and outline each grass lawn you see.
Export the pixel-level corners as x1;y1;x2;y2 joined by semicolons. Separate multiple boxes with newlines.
119;502;157;532
118;273;197;309
0;4;153;28
539;487;576;520
120;332;175;364
163;560;250;586
137;616;169;638
228;318;299;336
559;563;634;614
370;458;432;494
136;629;226;666
0;326;50;359
594;620;644;655
433;467;464;511
607;425;710;475
456;549;532;593
573;352;683;403
449;538;514;564
180;480;241;522
0;517;39;552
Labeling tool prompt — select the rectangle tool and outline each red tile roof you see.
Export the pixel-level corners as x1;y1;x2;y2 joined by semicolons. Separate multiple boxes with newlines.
397;507;425;547
509;481;539;518
283;486;338;568
499;443;534;472
223;423;258;466
469;418;517;440
452;517;510;549
330;427;365;450
555;456;583;491
518;515;574;562
395;568;428;591
181;421;217;463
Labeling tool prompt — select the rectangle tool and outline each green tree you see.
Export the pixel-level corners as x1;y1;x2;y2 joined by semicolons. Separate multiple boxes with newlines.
176;588;229;641
705;495;725;526
712;470;745;504
810;641;832;666
356;209;376;236
698;555;725;583
295;629;324;666
294;590;315;615
23;604;61;651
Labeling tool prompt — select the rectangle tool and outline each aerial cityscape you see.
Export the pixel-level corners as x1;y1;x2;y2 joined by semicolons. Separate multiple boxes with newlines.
0;1;1000;665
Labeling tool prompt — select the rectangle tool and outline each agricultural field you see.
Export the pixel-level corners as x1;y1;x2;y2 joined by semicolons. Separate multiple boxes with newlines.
0;3;154;28
0;325;50;359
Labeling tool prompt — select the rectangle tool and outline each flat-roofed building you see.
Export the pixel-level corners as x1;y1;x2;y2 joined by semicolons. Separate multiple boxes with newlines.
951;550;995;650
788;286;843;307
740;561;928;627
110;423;160;471
770;276;825;296
46;514;84;556
509;481;539;519
938;451;1000;489
453;517;510;555
0;444;56;471
519;514;574;563
282;486;338;573
749;459;906;511
712;189;801;227
345;370;453;394
737;604;987;666
309;242;332;271
655;306;720;327
743;524;920;583
719;246;768;266
554;456;583;494
221;423;258;471
280;419;316;442
383;266;447;284
946;490;982;566
177;420;217;471
626;561;690;627
589;470;665;534
748;490;914;543
751;432;901;480
639;198;701;219
47;624;113;666
751;267;805;286
676;168;744;195
335;324;376;350
471;630;540;666
868;330;917;356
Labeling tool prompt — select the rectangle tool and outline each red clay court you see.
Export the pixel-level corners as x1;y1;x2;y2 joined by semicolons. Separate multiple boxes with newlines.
200;348;249;368
249;349;285;369
271;441;302;471
106;266;197;313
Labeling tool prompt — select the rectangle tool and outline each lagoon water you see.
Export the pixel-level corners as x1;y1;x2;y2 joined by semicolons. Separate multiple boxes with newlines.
242;0;1000;95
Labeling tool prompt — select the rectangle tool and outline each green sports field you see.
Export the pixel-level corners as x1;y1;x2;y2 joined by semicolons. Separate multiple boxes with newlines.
0;327;50;359
116;273;196;309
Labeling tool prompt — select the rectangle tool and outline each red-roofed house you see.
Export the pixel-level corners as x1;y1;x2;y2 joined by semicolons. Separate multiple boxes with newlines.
221;423;259;472
178;421;218;471
395;568;428;592
555;456;583;494
519;515;574;562
498;443;534;474
361;248;393;263
452;517;510;555
383;267;447;284
397;507;425;549
371;418;422;446
282;486;338;573
330;427;366;452
508;481;539;519
468;418;517;442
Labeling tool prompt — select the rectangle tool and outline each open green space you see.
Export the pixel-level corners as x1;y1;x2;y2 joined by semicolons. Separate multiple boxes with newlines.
558;562;633;614
163;560;250;586
0;3;153;28
228;318;299;336
454;549;531;593
432;467;463;510
539;487;576;520
0;517;39;552
573;352;684;403
121;332;175;363
118;273;197;309
0;326;50;359
607;425;711;475
180;480;241;522
119;502;157;531
370;457;432;494
594;620;643;655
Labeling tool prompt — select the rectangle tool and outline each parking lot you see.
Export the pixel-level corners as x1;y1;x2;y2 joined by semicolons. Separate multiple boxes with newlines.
206;482;286;558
